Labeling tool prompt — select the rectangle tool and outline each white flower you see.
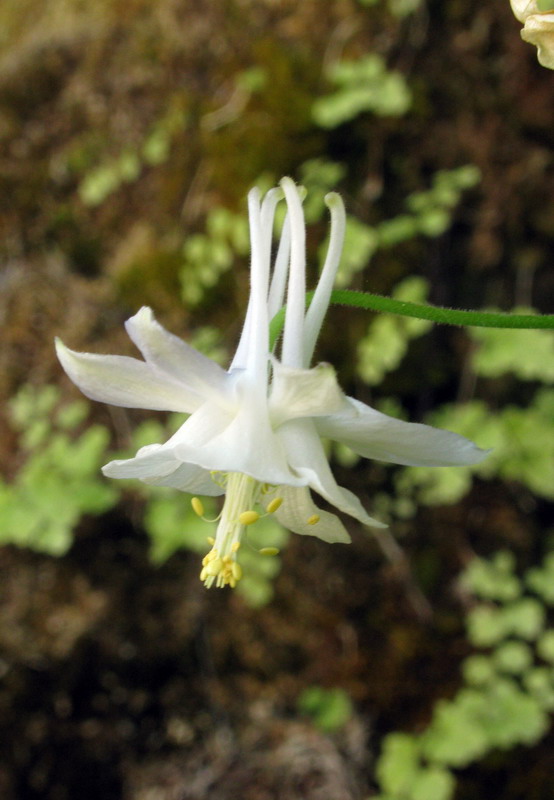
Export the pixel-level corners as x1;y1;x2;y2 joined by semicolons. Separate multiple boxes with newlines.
510;0;554;69
56;178;488;589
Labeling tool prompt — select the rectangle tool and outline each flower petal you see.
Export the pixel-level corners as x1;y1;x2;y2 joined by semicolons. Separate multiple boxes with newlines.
56;339;200;413
273;486;351;543
269;362;344;427
303;192;346;366
522;13;554;68
317;397;490;467
103;443;223;495
125;307;229;401
279;418;387;528
172;378;305;487
510;0;537;22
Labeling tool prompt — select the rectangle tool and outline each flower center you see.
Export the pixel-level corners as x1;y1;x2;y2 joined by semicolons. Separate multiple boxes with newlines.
198;472;268;589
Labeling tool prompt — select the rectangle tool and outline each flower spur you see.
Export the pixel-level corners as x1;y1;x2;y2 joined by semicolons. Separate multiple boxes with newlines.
56;178;488;589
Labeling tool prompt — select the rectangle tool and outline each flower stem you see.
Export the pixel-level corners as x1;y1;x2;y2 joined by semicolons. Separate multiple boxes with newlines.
269;290;554;349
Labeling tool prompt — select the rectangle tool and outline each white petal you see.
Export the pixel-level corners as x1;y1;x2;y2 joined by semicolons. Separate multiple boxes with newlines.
269;361;344;427
125;307;228;400
510;0;538;22
522;13;554;69
303;192;346;366
173;387;304;487
317;397;490;467
56;339;200;413
273;486;351;543
279;418;387;529
280;178;306;369
103;443;223;495
267;213;291;318
231;188;271;378
103;443;181;479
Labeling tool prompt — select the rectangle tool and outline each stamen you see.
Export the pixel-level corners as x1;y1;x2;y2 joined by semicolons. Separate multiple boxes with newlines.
266;497;283;513
198;473;282;589
307;514;320;525
191;497;204;517
259;547;280;556
239;510;260;526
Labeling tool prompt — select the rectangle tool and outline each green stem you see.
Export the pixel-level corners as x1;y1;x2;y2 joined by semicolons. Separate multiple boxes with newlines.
269;289;554;348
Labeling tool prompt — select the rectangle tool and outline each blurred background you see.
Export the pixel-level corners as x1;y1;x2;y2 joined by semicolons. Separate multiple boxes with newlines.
1;0;554;798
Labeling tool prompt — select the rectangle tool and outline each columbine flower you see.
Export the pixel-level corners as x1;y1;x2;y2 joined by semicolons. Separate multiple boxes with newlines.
510;0;554;69
56;178;488;589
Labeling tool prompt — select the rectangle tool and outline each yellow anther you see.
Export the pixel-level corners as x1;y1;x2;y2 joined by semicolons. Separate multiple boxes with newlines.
307;514;320;525
191;497;204;517
266;497;283;514
239;510;260;526
231;562;243;581
202;548;218;566
200;567;208;581
259;547;280;557
206;557;223;576
207;536;215;546
231;541;241;552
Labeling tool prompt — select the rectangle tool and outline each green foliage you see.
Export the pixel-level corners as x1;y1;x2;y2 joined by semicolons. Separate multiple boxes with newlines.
387;0;423;15
180;204;250;305
357;276;432;385
376;733;420;796
526;554;554;604
404;166;481;238
312;54;411;128
144;491;216;564
79;104;188;206
373;551;554;800
537;0;554;11
335;166;480;287
460;550;522;602
1;386;118;555
357;0;423;15
471;321;554;382
297;686;353;732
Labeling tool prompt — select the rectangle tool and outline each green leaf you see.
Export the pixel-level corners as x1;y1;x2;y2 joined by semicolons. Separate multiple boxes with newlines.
467;606;507;647
536;630;554;664
523;667;554;712
504;598;545;641
297;687;353;733
471;322;554;382
478;679;549;749
462;654;496;686
312;55;411;128
492;641;533;674
376;733;421;795
420;693;489;767
411;767;456;800
526;554;554;604
461;552;521;602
